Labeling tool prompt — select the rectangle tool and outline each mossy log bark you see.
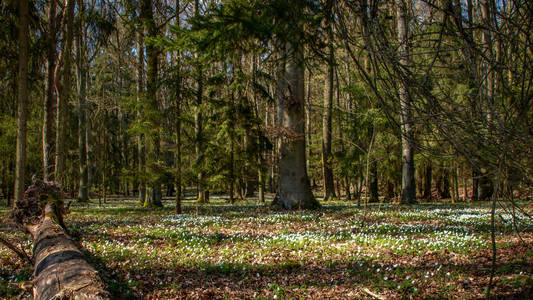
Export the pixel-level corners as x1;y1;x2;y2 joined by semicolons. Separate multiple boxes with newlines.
10;180;109;300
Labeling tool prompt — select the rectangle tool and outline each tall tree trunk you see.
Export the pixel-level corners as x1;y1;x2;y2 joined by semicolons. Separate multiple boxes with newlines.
305;70;312;175
345;177;351;200
472;169;479;201
193;0;208;203
141;0;162;207
321;9;336;201
386;180;395;200
369;161;378;202
229;77;235;204
229;136;235;204
268;100;275;193
76;1;88;202
43;0;57;181
438;169;451;199
86;107;92;195
258;148;265;203
174;0;182;214
55;0;75;184
244;133;256;198
397;0;416;204
454;165;460;202
272;37;320;210
422;162;432;200
479;0;494;202
322;45;336;201
136;27;146;205
14;0;30;206
175;118;182;213
115;24;128;197
252;55;265;203
462;168;467;201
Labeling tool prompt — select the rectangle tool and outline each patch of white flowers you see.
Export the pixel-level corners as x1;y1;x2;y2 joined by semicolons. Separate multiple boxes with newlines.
70;204;533;271
163;215;225;227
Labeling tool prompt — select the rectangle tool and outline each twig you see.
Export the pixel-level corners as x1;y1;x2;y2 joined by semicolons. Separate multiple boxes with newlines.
0;234;32;265
362;288;386;300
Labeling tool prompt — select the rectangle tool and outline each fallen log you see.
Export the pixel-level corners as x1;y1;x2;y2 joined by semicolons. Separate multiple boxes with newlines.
10;179;109;300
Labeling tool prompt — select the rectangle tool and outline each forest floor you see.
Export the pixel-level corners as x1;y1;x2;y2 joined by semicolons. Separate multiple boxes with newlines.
1;196;533;299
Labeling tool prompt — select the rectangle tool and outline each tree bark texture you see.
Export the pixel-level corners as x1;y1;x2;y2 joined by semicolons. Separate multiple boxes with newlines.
479;0;495;202
55;0;75;184
10;180;109;300
136;27;147;205
273;39;319;210
14;0;30;205
369;161;379;202
76;3;89;202
423;163;432;200
397;0;416;204
472;169;479;201
43;0;57;181
321;32;336;201
174;0;182;214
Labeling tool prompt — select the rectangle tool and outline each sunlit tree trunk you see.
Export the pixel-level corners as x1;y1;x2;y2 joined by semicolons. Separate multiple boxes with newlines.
14;0;30;206
272;37;319;210
305;70;312;175
397;0;416;204
251;55;265;203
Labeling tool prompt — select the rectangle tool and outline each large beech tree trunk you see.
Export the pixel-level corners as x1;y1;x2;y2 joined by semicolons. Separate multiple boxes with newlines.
397;0;416;204
272;38;320;210
11;180;108;300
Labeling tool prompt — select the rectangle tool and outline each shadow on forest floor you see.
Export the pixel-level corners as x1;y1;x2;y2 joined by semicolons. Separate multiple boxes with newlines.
2;199;533;299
